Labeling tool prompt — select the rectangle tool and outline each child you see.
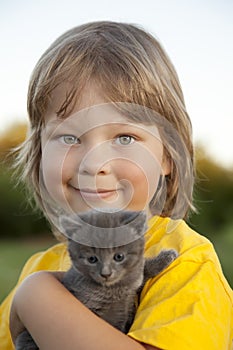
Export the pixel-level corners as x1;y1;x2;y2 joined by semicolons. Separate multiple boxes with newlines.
0;21;232;350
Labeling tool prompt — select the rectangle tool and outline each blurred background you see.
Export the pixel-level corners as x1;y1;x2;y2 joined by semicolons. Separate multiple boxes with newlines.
0;0;232;302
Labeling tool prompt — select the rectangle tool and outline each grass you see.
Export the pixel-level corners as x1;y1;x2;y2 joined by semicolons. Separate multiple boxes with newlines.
0;237;55;303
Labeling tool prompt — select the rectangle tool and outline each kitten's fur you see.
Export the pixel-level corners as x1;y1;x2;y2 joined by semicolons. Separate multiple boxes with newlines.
15;210;178;349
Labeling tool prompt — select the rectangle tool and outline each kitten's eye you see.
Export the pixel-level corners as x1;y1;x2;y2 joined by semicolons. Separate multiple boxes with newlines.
113;253;125;262
61;135;80;145
115;135;135;145
87;256;98;264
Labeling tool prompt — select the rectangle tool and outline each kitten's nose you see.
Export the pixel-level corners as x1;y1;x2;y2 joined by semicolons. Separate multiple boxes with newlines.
100;267;112;279
100;272;112;279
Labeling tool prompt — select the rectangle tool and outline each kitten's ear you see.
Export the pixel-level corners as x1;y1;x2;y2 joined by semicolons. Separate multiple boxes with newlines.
122;211;147;233
59;215;83;239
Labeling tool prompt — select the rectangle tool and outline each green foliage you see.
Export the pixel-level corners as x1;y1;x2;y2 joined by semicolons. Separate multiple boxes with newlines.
210;221;233;286
0;163;49;238
189;150;233;234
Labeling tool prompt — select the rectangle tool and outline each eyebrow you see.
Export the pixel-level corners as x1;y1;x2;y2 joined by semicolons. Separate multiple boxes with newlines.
45;119;161;137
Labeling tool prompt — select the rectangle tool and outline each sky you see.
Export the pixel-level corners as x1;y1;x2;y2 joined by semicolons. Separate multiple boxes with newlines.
0;0;232;167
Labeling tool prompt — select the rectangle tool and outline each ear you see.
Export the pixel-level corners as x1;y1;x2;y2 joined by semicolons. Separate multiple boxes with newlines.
59;215;83;237
120;211;143;225
122;211;147;234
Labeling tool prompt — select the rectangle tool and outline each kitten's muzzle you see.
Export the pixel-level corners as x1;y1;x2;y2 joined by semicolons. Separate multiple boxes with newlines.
100;265;112;279
100;272;112;279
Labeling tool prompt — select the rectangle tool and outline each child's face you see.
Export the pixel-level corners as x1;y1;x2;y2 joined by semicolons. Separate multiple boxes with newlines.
41;84;170;217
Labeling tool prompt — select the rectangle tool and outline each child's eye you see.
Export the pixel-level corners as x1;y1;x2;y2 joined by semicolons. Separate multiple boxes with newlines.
113;253;125;262
60;135;80;145
87;256;98;264
115;135;136;145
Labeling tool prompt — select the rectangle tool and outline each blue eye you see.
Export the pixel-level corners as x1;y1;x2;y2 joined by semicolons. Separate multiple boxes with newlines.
88;256;98;264
113;253;125;262
115;135;135;145
61;135;80;145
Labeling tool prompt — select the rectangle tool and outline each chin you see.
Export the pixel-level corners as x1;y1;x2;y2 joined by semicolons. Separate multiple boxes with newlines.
97;277;120;287
103;280;118;287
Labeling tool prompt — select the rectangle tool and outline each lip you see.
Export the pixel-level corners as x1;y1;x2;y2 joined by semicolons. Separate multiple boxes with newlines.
74;188;119;200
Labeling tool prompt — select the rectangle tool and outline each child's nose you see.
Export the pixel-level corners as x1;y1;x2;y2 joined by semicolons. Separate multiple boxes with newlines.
79;159;111;176
79;144;112;176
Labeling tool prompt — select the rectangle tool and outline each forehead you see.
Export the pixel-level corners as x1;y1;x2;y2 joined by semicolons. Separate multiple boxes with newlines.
45;82;105;117
44;107;161;144
44;83;161;139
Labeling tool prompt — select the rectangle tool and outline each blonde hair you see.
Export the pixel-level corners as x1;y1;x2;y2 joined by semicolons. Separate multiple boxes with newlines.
16;21;195;234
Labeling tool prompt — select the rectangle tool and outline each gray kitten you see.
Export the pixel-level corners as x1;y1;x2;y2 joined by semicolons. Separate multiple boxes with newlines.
15;210;178;349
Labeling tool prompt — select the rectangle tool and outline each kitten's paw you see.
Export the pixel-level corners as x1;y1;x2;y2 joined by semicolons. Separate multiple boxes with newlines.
144;248;179;279
160;249;178;264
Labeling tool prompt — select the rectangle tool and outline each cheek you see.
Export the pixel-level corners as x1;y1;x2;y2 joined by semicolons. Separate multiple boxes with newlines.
115;159;161;208
114;141;163;200
40;143;77;205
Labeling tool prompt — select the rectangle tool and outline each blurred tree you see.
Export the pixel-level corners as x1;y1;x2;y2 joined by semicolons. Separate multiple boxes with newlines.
0;122;27;158
0;122;49;238
189;145;233;236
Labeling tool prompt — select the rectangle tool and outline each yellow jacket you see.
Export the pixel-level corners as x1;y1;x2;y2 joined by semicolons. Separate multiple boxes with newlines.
1;216;233;349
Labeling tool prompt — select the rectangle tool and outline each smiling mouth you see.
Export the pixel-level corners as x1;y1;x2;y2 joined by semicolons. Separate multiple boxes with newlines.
75;188;119;200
